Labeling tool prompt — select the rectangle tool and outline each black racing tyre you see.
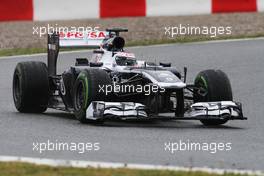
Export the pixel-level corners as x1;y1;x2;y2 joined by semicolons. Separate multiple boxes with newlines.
13;61;49;113
194;69;233;126
73;69;112;124
175;89;184;116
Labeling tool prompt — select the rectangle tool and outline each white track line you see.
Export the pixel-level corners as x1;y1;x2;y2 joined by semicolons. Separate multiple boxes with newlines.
0;37;264;60
0;155;263;175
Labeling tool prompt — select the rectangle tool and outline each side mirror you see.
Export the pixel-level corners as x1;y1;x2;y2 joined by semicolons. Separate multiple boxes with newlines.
75;58;89;66
90;62;103;67
93;49;104;54
160;62;171;67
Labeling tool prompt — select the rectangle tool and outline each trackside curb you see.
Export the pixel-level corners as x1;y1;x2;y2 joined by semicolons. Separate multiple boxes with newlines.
0;155;263;176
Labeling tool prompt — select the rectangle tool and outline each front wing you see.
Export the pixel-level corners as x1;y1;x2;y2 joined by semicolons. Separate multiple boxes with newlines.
86;101;247;121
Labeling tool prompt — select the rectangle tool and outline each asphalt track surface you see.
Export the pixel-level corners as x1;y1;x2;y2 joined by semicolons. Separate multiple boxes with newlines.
0;39;263;170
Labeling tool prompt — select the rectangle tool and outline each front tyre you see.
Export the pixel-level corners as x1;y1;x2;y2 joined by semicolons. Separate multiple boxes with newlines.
13;62;49;113
194;70;233;126
73;69;111;124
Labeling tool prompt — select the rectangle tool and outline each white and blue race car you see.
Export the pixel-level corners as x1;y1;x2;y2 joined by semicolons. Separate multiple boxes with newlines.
12;28;246;125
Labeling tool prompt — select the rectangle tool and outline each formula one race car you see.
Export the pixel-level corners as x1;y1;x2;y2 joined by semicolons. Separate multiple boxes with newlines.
12;28;247;126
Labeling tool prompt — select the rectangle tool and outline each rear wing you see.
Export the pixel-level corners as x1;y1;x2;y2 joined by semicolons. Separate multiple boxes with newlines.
47;31;109;76
59;31;109;48
57;28;128;48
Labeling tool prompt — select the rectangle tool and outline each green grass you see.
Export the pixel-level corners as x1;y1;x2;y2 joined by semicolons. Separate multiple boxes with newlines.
0;162;249;176
0;48;46;57
0;48;87;57
0;34;263;57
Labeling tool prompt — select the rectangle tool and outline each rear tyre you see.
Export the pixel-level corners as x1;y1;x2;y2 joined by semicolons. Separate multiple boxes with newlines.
73;69;112;124
13;61;49;113
194;69;233;126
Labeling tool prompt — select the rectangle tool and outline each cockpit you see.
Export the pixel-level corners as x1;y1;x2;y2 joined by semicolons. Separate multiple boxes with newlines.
115;56;137;66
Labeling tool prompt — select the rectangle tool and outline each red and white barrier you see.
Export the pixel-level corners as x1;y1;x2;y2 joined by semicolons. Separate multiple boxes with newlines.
146;0;211;16
0;0;33;21
258;0;264;11
0;0;264;21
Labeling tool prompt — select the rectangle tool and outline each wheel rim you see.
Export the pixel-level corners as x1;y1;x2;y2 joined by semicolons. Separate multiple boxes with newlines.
76;82;85;110
195;76;208;102
13;73;21;103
